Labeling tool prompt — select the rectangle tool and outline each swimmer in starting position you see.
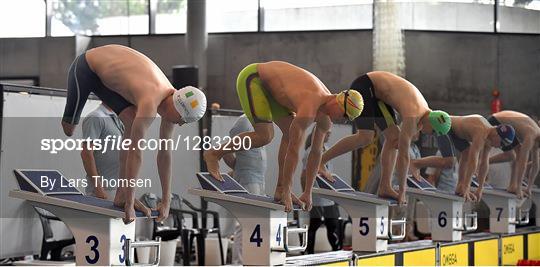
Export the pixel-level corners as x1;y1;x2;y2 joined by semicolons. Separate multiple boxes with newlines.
488;110;540;198
204;61;364;211
410;115;516;201
61;45;207;223
319;71;451;204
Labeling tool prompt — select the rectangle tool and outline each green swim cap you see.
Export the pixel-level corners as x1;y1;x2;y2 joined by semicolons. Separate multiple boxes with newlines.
428;110;451;135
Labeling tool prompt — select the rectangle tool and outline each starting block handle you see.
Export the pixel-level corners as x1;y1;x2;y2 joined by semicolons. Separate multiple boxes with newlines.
386;218;406;241
274;225;308;253
125;237;161;266
515;209;530;225
462;212;478;231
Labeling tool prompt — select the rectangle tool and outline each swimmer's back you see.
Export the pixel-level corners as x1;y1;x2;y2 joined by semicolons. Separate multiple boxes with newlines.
86;45;173;105
367;71;429;118
258;61;330;112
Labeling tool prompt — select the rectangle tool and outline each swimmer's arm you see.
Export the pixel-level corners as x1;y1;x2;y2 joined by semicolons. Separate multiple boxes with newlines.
426;167;442;187
81;142;102;189
515;138;533;188
321;132;367;166
528;146;539;190
476;145;491;194
457;149;469;188
125;102;157;203
411;156;455;170
157;120;174;204
283;116;314;191
395;119;415;193
305;123;329;193
463;138;483;192
223;153;236;170
300;169;307;190
514;137;532;189
489;150;516;164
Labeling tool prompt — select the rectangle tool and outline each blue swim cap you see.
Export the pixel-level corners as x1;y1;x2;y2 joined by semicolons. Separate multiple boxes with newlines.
496;124;515;147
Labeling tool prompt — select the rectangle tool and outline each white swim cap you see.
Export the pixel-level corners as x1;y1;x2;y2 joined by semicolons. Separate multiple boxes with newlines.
173;86;207;123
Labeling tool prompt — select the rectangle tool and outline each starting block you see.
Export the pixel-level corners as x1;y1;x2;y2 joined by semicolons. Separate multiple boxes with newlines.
520;181;539;227
532;187;540;227
472;180;529;234
312;174;405;252
189;173;308;265
9;169;161;266
406;176;477;242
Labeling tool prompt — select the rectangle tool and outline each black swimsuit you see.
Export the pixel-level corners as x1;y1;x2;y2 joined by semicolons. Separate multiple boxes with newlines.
351;74;397;131
62;53;133;125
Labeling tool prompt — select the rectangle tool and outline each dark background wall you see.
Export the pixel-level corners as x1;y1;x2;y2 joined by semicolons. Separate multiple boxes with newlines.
205;31;373;109
405;31;540;116
1;30;538;117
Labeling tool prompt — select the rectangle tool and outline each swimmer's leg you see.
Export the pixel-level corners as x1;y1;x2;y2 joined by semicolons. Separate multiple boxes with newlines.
378;125;401;201
62;55;91;136
204;122;274;180
273;115;303;207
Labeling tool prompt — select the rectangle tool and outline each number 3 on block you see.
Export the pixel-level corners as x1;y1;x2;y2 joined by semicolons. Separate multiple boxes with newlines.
85;235;100;264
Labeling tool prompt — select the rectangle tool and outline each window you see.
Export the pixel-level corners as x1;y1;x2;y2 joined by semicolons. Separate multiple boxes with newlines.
155;0;187;34
500;0;540;9
260;0;373;31
398;0;496;32
2;0;537;37
0;0;46;38
50;0;149;36
498;0;540;33
207;0;258;32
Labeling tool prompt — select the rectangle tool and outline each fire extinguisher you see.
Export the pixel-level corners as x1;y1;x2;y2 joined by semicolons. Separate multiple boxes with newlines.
491;89;501;114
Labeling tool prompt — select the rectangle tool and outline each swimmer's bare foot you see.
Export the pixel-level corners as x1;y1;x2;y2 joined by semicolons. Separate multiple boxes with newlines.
318;165;333;182
378;186;400;202
61;121;75;137
523;187;532;198
274;185;283;200
113;194;136;224
123;203;136;224
298;191;312;211
274;186;295;212
397;190;407;205
468;191;478;202
154;201;170;222
455;185;471;201
472;188;483;202
507;184;523;199
276;191;293;212
204;150;223;181
282;193;293;212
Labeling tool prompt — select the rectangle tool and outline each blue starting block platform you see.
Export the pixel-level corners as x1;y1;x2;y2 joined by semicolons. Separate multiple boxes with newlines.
9;169;160;265
195;172;303;210
11;169;158;218
316;174;398;205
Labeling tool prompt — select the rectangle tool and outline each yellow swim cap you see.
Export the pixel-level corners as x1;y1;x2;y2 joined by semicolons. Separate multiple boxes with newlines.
337;90;364;121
